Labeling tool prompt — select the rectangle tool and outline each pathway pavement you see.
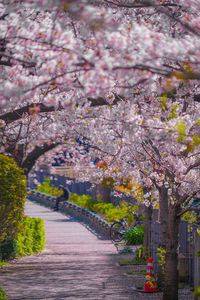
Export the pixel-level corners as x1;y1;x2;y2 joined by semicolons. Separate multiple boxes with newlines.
0;200;194;300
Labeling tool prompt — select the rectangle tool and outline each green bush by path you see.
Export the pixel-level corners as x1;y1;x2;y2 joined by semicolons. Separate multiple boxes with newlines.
0;217;45;260
36;177;62;197
17;216;45;257
62;192;135;223
0;260;9;268
0;154;27;250
123;225;144;245
0;287;6;300
0;240;17;260
35;178;144;245
193;286;200;300
35;177;138;223
69;193;97;212
69;194;136;223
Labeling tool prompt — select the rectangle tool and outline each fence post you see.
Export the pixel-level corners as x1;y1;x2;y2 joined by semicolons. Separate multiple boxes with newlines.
194;228;200;297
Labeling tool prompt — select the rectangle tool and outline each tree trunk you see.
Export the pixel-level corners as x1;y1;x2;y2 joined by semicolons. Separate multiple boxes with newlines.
143;204;152;257
163;206;180;300
157;186;169;289
158;186;169;247
96;184;111;203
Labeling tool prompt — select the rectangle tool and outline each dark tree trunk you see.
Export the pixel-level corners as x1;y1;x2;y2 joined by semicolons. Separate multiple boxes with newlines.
163;206;180;300
158;186;169;247
96;184;111;203
0;103;55;124
21;143;59;175
7;143;59;176
143;201;152;257
157;186;169;289
142;185;153;258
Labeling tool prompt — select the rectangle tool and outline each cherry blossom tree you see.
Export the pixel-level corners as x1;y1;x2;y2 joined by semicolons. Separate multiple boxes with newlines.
27;88;200;299
1;1;200;299
1;0;200;111
68;91;200;298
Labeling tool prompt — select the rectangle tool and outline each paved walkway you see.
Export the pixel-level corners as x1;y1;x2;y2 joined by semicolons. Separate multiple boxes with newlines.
0;201;193;299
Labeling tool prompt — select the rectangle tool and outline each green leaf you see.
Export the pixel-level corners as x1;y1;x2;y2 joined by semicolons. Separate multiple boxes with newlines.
192;135;200;146
175;121;187;135
172;104;178;112
177;134;186;143
159;94;168;110
169;112;177;119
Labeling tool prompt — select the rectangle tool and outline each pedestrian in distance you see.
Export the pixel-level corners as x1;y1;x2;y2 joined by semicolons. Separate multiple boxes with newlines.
53;185;70;211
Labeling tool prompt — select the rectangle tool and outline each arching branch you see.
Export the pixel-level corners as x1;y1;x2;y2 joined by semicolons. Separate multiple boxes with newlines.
0;103;55;124
104;0;179;9
0;94;125;124
22;142;60;175
88;94;125;106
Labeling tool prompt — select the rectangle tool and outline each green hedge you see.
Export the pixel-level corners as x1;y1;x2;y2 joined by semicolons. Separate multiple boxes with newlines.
0;154;27;247
35;178;138;223
69;193;97;212
0;240;17;260
35;178;145;245
69;193;137;223
123;226;144;245
17;216;45;257
0;287;6;300
36;177;62;197
0;217;45;260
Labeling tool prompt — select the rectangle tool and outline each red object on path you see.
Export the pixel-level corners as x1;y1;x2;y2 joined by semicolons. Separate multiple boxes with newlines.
143;257;157;293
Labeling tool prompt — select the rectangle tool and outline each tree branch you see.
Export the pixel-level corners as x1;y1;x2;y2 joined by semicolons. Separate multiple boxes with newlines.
0;103;55;124
0;51;36;67
185;160;200;175
22;142;60;175
0;14;9;20
177;204;200;217
157;6;200;37
113;64;171;76
104;0;179;9
176;188;200;207
0;61;12;66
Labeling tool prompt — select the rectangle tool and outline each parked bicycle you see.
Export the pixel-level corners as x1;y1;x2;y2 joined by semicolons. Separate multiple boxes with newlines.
110;211;143;243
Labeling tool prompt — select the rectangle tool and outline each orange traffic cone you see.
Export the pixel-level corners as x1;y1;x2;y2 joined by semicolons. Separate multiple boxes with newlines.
143;257;157;293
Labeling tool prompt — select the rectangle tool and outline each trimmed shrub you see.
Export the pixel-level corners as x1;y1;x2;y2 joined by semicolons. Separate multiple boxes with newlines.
0;287;6;300
69;193;98;211
35;178;139;223
0;217;45;260
93;202;115;214
102;206;129;223
0;240;17;260
123;225;144;245
36;177;62;197
16;216;45;257
69;194;133;223
32;218;46;253
0;155;27;251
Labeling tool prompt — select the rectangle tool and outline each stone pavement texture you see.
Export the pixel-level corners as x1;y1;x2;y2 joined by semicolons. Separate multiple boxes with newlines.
0;200;194;300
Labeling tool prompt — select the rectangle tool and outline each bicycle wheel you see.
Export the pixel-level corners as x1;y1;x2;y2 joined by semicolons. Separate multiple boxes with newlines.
110;221;126;243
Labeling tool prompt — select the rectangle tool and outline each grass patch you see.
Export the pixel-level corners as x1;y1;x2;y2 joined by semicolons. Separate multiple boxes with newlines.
0;287;6;300
119;256;147;265
119;248;133;254
0;261;9;268
178;282;193;289
126;270;146;276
